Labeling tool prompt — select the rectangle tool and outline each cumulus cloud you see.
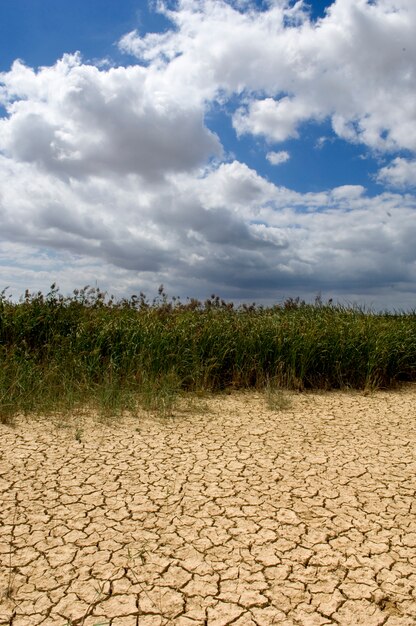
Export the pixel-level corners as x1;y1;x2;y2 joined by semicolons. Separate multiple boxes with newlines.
234;97;320;142
1;149;416;307
377;157;416;189
267;150;290;165
1;0;416;308
121;0;416;154
0;54;221;181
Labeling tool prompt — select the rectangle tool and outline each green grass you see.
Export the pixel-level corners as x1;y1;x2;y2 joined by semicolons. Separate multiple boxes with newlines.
1;285;415;421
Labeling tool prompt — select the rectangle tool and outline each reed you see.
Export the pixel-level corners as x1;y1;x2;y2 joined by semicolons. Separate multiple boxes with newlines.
1;285;415;420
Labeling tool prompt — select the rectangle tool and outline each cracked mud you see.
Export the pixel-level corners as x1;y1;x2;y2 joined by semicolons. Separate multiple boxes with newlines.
1;388;416;625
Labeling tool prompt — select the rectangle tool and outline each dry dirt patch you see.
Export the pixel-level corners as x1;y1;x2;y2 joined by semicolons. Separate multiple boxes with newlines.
1;388;416;625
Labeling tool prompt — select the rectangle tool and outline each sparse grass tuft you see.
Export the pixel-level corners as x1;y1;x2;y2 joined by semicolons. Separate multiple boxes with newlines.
265;381;293;411
139;371;181;417
74;427;83;442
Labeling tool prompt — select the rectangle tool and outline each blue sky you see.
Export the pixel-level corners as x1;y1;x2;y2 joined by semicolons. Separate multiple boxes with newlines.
0;0;415;309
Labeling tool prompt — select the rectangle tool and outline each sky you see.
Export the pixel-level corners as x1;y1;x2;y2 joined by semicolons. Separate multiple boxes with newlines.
0;0;415;310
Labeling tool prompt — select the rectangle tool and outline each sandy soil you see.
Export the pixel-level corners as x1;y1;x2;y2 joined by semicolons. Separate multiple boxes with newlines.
1;387;416;626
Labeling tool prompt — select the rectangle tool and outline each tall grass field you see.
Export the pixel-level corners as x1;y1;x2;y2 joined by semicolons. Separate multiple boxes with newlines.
1;284;416;421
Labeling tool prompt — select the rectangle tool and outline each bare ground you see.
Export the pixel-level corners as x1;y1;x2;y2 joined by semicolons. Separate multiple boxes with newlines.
1;387;416;625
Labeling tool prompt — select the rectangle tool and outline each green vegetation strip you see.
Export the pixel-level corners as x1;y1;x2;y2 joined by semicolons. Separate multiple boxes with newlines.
1;285;416;421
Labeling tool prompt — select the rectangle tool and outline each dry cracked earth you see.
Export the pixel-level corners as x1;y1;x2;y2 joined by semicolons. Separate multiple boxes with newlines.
1;387;416;626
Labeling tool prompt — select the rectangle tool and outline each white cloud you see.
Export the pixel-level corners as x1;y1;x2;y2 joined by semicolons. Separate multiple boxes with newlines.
1;149;416;307
1;0;416;308
377;157;416;188
266;150;290;165
0;54;221;181
234;97;320;142
330;185;365;201
120;0;416;154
